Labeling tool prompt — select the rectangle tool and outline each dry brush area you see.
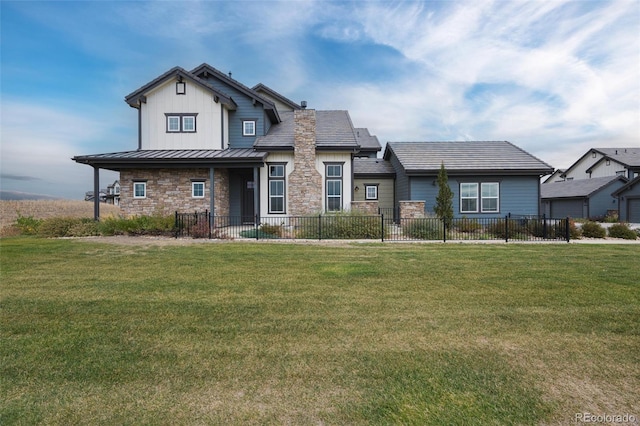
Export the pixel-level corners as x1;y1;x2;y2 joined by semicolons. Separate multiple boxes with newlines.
0;200;121;230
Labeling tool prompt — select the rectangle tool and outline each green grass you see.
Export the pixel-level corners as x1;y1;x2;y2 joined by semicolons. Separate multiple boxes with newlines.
1;238;639;424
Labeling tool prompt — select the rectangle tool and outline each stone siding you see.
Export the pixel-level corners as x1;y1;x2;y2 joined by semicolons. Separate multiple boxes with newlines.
120;168;229;217
350;201;379;215
399;201;426;219
288;109;323;216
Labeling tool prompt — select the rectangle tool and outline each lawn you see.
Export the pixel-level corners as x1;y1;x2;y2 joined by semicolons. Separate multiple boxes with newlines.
1;238;638;425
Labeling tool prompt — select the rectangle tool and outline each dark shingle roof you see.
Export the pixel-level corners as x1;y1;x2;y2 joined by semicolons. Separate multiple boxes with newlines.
353;158;395;176
355;128;381;152
254;110;360;151
384;141;552;175
541;175;627;199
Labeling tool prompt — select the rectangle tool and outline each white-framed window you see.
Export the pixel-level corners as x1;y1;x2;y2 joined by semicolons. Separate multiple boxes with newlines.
481;182;499;212
182;116;196;132
460;182;500;213
460;183;478;213
192;181;205;198
133;182;147;199
166;113;197;133
167;116;180;132
243;120;256;136
325;163;343;212
365;184;378;200
268;163;286;213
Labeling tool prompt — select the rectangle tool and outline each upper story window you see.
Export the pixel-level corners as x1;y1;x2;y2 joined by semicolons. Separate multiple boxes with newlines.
243;120;256;136
166;113;198;133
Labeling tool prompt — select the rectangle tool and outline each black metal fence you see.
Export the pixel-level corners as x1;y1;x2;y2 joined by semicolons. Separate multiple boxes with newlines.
175;211;570;242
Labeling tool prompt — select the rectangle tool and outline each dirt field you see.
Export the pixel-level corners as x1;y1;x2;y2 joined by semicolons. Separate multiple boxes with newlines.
0;200;121;229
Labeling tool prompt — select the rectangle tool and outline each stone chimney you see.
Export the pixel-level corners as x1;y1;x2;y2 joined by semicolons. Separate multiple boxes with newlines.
288;109;322;216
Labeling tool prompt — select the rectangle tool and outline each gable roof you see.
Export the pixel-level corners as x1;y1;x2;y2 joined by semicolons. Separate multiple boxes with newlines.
561;147;640;178
353;158;395;177
543;169;566;183
354;128;382;152
190;63;281;123
541;175;628;199
124;66;236;109
252;83;301;111
611;175;640;196
253;110;360;151
384;141;552;175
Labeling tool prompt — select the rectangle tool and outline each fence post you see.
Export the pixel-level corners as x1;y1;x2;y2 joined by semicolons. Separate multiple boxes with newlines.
381;213;384;242
565;217;570;242
207;210;212;239
255;215;259;241
174;211;178;238
318;214;322;241
505;215;509;243
443;219;447;243
542;213;547;239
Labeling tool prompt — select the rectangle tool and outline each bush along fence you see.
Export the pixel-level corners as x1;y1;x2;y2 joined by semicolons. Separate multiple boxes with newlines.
175;211;571;242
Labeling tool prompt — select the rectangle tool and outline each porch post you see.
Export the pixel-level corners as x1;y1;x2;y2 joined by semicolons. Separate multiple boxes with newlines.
93;166;100;220
253;166;259;220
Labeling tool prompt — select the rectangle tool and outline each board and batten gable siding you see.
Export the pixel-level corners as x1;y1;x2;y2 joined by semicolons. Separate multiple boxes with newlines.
199;77;268;149
353;178;395;210
588;160;627;179
563;151;605;180
140;79;225;150
409;175;542;218
259;152;294;218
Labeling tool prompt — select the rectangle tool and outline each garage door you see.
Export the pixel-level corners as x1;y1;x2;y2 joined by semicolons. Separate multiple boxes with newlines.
628;198;640;223
551;199;584;218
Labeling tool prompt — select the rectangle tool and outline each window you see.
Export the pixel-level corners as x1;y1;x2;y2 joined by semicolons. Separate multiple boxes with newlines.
133;182;146;199
268;164;285;213
325;163;343;212
365;184;378;200
460;183;478;213
481;183;499;212
192;181;205;198
166;113;197;133
243;120;256;136
183;116;195;132
460;182;500;213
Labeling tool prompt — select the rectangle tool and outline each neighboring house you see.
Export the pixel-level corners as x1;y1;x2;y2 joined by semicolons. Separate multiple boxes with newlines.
543;169;565;184
105;180;120;206
612;176;640;223
555;147;640;182
540;175;628;219
353;158;395;212
73;64;376;220
383;141;553;218
84;189;107;203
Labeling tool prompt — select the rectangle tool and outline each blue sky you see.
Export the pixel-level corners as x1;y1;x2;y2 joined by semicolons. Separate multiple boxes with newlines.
1;0;639;199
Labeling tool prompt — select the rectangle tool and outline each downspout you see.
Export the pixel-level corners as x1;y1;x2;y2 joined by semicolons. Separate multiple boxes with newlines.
220;108;225;149
138;107;142;150
93;166;100;220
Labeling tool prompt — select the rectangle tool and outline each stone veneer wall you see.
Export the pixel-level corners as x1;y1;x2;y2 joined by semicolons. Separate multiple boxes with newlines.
288;109;323;216
120;168;229;217
350;201;379;215
399;201;426;219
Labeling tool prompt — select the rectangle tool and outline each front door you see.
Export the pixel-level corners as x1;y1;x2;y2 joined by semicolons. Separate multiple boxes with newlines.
242;176;255;224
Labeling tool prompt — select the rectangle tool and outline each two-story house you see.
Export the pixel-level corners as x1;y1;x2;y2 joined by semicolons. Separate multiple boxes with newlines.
541;147;640;219
73;64;378;222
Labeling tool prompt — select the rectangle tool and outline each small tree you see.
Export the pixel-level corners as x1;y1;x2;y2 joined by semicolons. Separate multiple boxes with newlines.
434;162;453;227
